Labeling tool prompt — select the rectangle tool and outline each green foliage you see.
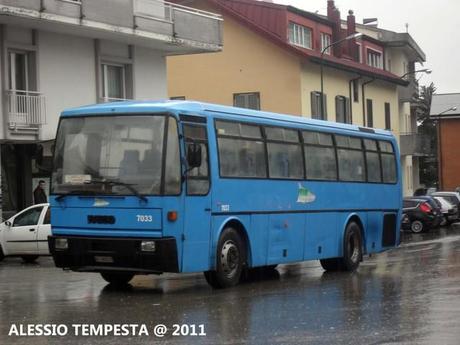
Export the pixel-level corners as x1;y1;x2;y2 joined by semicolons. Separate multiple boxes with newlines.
415;82;438;188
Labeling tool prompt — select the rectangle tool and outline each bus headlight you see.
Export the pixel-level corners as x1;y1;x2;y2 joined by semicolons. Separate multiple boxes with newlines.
141;241;156;252
55;238;68;250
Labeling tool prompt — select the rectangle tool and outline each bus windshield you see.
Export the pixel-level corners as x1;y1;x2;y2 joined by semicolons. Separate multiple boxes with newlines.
52;115;172;196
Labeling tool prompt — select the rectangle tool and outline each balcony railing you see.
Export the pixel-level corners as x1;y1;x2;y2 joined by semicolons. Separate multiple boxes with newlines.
6;90;46;128
400;132;433;156
0;0;223;48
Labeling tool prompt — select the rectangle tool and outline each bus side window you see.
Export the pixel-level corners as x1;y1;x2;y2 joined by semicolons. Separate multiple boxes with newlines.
183;124;209;195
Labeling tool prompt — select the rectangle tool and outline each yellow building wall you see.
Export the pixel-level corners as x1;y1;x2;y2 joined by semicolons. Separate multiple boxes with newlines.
167;13;302;115
300;61;399;136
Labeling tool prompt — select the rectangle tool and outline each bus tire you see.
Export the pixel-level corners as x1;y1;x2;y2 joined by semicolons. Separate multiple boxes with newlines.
0;245;4;262
21;255;38;264
338;221;363;271
319;258;341;271
204;227;246;289
100;271;135;286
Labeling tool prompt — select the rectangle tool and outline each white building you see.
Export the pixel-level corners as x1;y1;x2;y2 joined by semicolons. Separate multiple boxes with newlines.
0;0;222;217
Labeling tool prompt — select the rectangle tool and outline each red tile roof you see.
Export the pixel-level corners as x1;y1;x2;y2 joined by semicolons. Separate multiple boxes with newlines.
207;0;408;86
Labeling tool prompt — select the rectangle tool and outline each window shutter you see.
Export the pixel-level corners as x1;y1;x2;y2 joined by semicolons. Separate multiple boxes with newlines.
345;97;351;123
311;92;318;119
322;94;327;120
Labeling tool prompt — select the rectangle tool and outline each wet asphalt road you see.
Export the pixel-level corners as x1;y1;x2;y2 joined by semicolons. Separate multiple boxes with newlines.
1;227;460;345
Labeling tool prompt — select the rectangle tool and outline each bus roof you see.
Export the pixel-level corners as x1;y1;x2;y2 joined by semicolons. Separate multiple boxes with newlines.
61;100;394;138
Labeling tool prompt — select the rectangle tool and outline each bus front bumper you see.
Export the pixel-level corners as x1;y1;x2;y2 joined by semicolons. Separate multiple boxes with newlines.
48;235;179;273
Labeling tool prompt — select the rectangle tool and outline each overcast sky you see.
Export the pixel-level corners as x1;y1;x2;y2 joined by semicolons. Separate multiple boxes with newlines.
274;0;459;94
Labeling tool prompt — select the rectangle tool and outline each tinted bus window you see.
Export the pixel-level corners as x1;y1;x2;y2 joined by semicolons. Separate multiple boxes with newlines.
303;131;337;180
337;149;365;182
265;127;303;179
216;120;266;178
184;123;210;195
364;139;381;183
381;153;397;183
164;118;181;194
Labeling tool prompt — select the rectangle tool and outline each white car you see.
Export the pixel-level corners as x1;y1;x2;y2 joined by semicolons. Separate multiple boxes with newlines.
432;196;459;226
0;203;51;263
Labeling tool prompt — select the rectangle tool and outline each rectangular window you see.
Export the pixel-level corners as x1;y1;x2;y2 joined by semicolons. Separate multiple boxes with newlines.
233;92;260;110
170;96;185;100
336;135;365;182
184;123;210;195
311;92;327;120
364;139;381;183
357;43;362;63
379;140;397;184
102;63;126;101
385;102;391;130
216;120;266;178
9;51;30;91
367;49;383;69
265;127;303;179
353;79;359;103
303;131;337;181
164;118;181;194
366;99;373;127
289;22;312;49
321;33;331;54
335;96;350;124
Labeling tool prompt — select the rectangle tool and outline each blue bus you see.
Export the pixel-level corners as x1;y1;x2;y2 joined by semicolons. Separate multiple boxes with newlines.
48;101;401;288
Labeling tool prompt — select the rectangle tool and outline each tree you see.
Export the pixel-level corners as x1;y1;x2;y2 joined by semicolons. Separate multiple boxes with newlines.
415;83;438;188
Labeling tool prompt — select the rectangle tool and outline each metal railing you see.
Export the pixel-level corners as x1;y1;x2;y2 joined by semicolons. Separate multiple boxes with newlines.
133;0;222;22
400;132;433;156
6;90;46;128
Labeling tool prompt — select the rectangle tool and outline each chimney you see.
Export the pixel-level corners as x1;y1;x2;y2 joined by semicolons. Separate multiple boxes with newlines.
347;10;358;61
326;0;343;57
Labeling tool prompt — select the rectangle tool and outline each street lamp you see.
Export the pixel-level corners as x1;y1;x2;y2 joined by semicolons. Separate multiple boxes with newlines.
400;68;432;79
320;32;363;119
436;106;457;189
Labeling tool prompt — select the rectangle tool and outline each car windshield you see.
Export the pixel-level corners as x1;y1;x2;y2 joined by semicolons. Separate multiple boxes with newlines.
52;115;170;196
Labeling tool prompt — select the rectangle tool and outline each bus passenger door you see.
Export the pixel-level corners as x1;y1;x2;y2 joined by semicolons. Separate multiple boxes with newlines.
181;121;212;272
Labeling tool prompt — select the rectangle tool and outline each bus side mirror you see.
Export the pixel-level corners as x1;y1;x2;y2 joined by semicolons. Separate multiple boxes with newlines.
187;143;202;169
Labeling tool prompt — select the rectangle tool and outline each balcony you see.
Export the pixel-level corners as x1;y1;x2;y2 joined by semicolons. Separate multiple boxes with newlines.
400;132;433;157
398;77;419;103
6;90;46;130
0;0;223;54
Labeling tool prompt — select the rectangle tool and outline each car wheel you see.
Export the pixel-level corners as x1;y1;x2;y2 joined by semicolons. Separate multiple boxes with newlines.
21;255;38;264
100;271;135;286
0;245;4;262
204;227;246;289
410;220;424;233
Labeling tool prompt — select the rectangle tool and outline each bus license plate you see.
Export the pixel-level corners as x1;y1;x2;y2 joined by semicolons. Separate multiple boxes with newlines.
94;256;114;263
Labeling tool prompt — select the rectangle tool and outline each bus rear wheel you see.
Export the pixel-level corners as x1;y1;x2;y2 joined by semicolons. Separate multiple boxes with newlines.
320;222;362;272
100;271;135;286
204;227;246;289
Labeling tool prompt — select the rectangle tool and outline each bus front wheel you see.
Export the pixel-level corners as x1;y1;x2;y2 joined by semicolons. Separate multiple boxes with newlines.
204;227;246;289
100;271;135;286
320;222;362;272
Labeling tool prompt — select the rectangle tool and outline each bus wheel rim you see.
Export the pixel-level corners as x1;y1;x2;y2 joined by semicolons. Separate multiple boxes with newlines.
221;240;239;278
349;233;360;263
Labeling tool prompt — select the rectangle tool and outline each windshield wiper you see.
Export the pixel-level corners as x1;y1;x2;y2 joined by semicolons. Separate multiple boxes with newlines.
55;190;98;201
85;179;148;203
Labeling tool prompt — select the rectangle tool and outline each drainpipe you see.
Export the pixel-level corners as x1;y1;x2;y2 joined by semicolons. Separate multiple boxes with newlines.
348;76;362;124
362;78;375;126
